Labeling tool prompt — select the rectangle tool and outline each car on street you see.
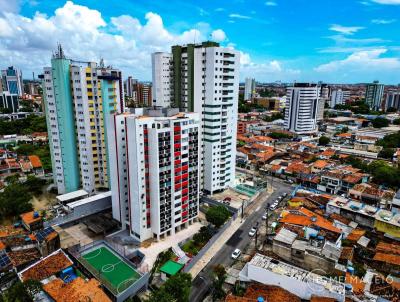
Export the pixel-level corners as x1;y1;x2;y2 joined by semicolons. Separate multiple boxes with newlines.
262;213;267;220
248;227;257;237
269;204;277;211
231;248;241;259
282;192;288;197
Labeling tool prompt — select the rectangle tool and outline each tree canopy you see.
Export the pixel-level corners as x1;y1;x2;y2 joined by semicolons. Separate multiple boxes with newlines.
148;273;192;302
376;131;400;149
319;136;330;146
372;117;389;128
0;115;47;135
206;205;231;228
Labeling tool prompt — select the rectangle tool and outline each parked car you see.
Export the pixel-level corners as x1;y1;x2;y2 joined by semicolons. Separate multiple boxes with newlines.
262;213;267;220
248;227;257;237
269;204;277;211
282;192;288;197
231;248;241;259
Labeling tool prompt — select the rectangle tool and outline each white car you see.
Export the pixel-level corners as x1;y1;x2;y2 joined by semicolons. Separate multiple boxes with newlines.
262;213;267;220
231;248;241;259
269;204;277;211
248;227;257;237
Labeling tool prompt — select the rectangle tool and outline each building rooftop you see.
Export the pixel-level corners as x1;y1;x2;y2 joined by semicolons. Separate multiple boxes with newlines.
160;260;184;276
56;189;89;203
248;253;345;296
225;284;301;302
20;211;42;225
19;249;73;281
43;277;111;302
274;228;298;245
28;155;42;168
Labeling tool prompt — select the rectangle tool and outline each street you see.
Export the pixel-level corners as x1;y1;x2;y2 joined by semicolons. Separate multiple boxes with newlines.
190;179;293;302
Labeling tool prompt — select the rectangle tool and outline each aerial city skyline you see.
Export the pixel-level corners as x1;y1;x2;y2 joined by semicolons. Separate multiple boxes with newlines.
0;0;400;83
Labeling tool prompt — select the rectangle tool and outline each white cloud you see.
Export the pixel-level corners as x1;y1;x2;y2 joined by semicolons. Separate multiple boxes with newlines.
211;29;226;42
314;49;400;73
329;24;364;35
215;8;225;12
371;0;400;4
239;52;300;81
0;1;228;79
371;18;396;24
265;1;277;6
0;0;21;15
229;14;251;19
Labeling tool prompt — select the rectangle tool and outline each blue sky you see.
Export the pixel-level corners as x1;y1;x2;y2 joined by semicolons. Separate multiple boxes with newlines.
0;0;399;83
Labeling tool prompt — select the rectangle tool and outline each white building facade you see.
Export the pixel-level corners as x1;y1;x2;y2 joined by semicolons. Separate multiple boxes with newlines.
108;108;200;242
284;83;324;134
152;42;240;194
330;89;350;108
151;52;173;108
244;77;255;101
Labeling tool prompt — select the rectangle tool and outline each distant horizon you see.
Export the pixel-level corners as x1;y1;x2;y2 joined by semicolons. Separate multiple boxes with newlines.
1;0;399;84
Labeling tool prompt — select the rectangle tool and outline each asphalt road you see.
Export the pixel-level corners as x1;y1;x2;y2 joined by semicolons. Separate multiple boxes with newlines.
190;179;294;302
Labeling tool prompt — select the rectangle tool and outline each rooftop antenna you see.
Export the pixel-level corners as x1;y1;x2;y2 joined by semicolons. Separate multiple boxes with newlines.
99;58;105;68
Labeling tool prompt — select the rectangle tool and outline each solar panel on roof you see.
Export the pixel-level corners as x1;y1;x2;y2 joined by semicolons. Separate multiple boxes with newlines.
0;254;11;268
35;227;55;242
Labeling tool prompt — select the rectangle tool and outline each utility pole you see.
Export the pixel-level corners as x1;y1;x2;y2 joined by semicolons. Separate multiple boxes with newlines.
265;203;270;244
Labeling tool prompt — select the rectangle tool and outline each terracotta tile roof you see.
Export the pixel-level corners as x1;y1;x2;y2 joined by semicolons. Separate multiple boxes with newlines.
286;161;310;174
5;158;20;169
8;248;41;267
0;225;25;238
225;284;301;302
346;273;365;295
20;211;42;225
346;229;366;242
43;277;111;302
31;132;48;138
373;252;400;266
336;133;352;138
330;213;351;225
279;207;341;233
19;159;32;171
312;160;329;169
255;151;275;162
253;135;274;142
342;174;362;184
252;143;274;152
320;149;336;157
340;247;354;261
237;147;250;155
376;242;400;255
21;250;73;281
28;155;42;168
0;241;5;250
310;297;337;302
271;164;281;172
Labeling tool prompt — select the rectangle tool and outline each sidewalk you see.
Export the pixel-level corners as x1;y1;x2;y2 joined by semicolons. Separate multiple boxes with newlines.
188;188;273;278
138;222;203;269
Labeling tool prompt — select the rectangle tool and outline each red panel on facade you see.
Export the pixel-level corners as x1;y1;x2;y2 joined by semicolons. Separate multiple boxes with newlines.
182;165;188;171
182;181;188;187
175;167;182;172
182;173;189;179
182;210;188;216
174;143;181;149
182;195;188;202
182;188;188;194
174;151;181;157
174;135;181;140
182;203;188;209
175;183;181;189
174;126;181;132
174;159;181;165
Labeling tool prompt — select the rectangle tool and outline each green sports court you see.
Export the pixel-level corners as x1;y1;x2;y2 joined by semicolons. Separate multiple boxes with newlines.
79;245;141;294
